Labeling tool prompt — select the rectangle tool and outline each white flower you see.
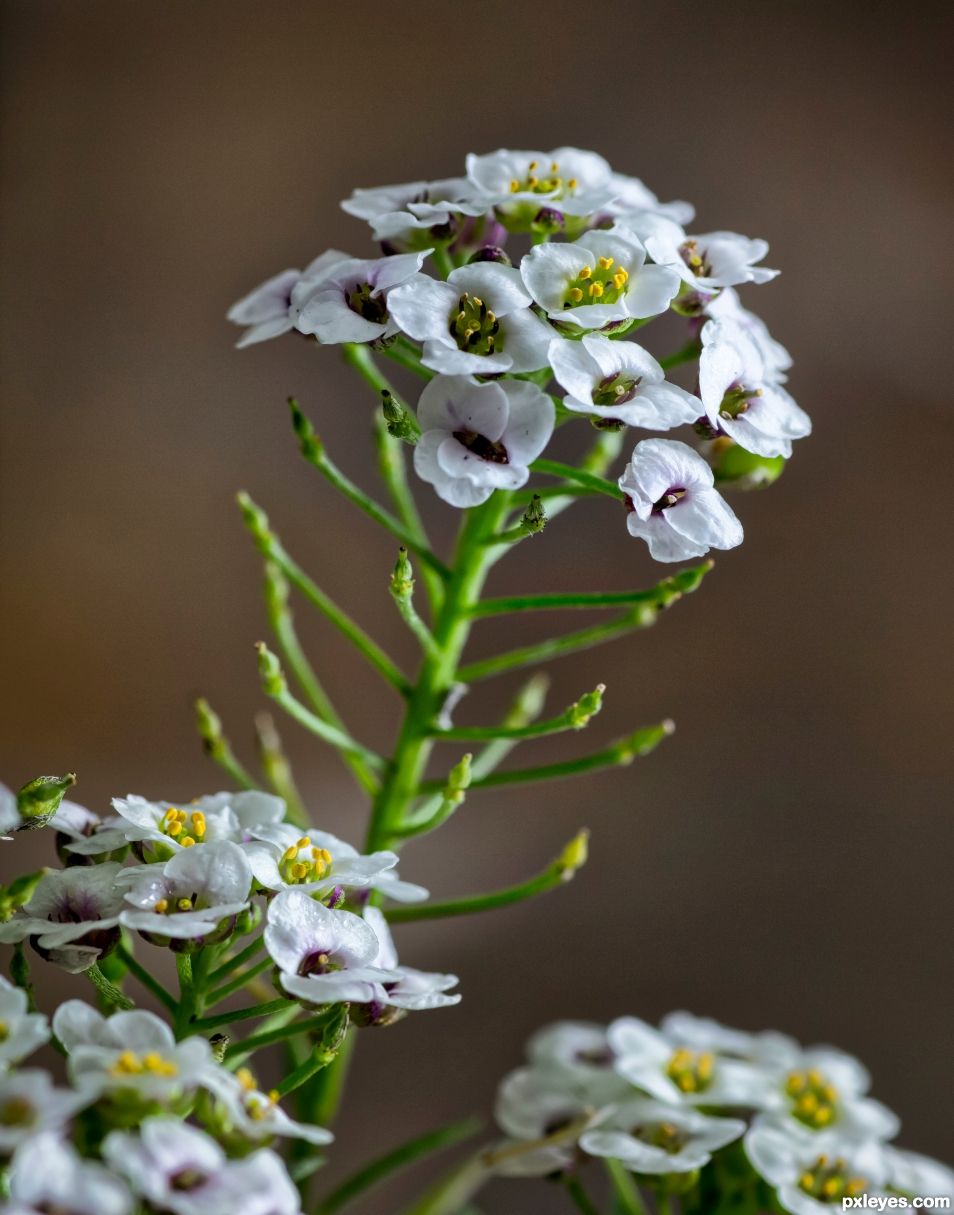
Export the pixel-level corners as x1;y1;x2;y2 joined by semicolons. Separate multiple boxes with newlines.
264;888;389;1006
759;1042;899;1142
580;1097;746;1175
388;262;551;374
466;148;615;224
882;1146;954;1202
413;376;554;508
245;823;399;898
294;250;431;345
119;840;252;942
341;178;487;246
636;215;779;292
608;1015;773;1108
0;1070;91;1151
619;438;743;562
660;1010;797;1067
0;864;125;972
700;318;810;458
0;975;50;1069
526;1021;631;1105
493;1065;598;1177
103;1118;300;1215
704;287;792;383
549;335;701;429
99;790;285;859
53;1001;215;1103
361;906;460;1014
203;1063;333;1147
603;173;696;226
6;1133;132;1215
746;1122;889;1215
226;250;349;347
520;228;680;330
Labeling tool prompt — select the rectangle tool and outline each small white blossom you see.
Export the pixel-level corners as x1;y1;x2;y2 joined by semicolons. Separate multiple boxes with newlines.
580;1097;746;1175
226;250;349;348
746;1122;889;1215
202;1064;333;1147
636;214;779;292
98;790;285;859
619;438;743;562
493;1065;601;1177
388;262;551;374
759;1042;899;1142
660;1011;798;1066
53;1002;215;1103
103;1117;300;1215
245;823;399;898
0;864;125;972
526;1021;631;1105
520;227;680;330
119;840;252;942
608;1015;773;1108
6;1133;132;1215
414;376;554;508
0;1070;91;1151
603;172;696;226
466;148;616;225
700;318;810;458
341;178;487;246
549;335;701;429
0;975;50;1069
295;250;431;345
703;287;792;383
264;888;389;1006
362;906;460;1014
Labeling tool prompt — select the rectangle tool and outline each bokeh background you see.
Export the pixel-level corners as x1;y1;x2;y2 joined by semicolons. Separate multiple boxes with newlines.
2;1;952;1209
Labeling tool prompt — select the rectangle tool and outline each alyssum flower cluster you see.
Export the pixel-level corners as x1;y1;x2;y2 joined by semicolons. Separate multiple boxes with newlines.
3;148;940;1215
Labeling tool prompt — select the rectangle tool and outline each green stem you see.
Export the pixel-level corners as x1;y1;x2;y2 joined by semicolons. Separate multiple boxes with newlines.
315;1116;482;1215
86;963;134;1011
306;1024;356;1128
385;831;587;920
223;1009;319;1060
276;1014;348;1098
207;934;265;986
658;337;702;371
431;688;602;741
385;336;432;378
195;698;257;790
190;996;295;1032
263;560;379;797
115;944;176;1012
530;457;620;499
605;1158;649;1215
430;244;455;279
565;1175;602;1215
471;583;703;615
207;954;274;1005
238;492;411;697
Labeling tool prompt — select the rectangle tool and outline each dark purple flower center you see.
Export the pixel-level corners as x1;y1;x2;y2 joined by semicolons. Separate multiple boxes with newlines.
452;428;509;464
347;281;389;325
651;487;687;514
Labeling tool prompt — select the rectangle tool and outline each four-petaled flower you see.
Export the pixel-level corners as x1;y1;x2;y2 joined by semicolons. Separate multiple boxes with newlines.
294;250;432;345
226;250;350;348
580;1097;747;1175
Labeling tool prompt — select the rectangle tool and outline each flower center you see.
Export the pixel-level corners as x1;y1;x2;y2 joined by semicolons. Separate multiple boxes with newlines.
299;947;340;977
170;1168;209;1192
563;257;629;308
279;836;333;886
786;1069;839;1129
152;895;197;915
236;1067;280;1120
798;1154;867;1203
592;372;640;408
651;487;687;515
508;159;579;197
0;1096;34;1127
719;382;762;420
108;1049;179;1079
160;807;206;848
347;281;389;325
575;1046;613;1066
452;428;510;464
633;1120;686;1154
666;1047;715;1093
449;292;500;356
679;239;713;278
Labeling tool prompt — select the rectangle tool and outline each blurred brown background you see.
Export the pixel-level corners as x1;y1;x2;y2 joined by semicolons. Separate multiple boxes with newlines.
2;1;953;1209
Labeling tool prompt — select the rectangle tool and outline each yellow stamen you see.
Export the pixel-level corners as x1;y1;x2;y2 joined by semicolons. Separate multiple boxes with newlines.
598;256;614;270
588;282;604;298
297;837;311;849
568;287;583;302
154;898;169;913
179;836;196;847
578;265;592;280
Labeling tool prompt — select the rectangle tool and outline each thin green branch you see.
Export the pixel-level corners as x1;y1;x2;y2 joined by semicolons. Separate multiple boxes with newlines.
207;934;266;987
315;1116;483;1215
223;1008;318;1061
565;1175;602;1215
390;548;440;658
275;1007;349;1098
432;684;604;741
530;458;621;499
115;944;176;1012
458;562;713;682
604;1158;650;1215
658;337;702;371
470;563;712;616
195;697;257;790
385;830;588;922
263;560;379;797
384;336;432;378
238;492;411;696
190;996;296;1033
207;954;274;1005
86;963;134;1012
255;642;385;769
288;398;448;579
419;720;675;792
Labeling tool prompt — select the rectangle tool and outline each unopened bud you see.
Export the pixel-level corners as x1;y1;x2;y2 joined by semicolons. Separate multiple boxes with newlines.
519;494;547;536
568;685;605;729
389;547;414;600
381;391;418;444
255;642;287;696
288;397;322;460
16;774;76;831
702;437;786;490
467;244;512;266
532;207;564;234
556;829;589;878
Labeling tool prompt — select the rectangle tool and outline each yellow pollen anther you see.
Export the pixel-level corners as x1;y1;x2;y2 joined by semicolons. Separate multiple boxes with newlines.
569;287;584;302
509;179;520;193
166;820;183;837
291;863;308;880
176;897;192;911
528;160;538;171
822;1179;839;1198
297;837;311;849
154;899;169;913
798;1093;818;1115
267;1089;279;1103
485;310;496;324
598;256;615;270
179;836;196;847
112;1050;143;1075
588;282;604;298
567;177;578;189
807;1070;823;1086
283;845;298;861
527;176;538;188
578;265;592;280
800;1172;815;1190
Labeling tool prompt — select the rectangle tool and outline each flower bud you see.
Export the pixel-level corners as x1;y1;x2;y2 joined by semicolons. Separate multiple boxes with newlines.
568;684;605;729
518;494;547;536
555;829;590;879
381;391;418;444
255;642;287;696
701;437;786;490
16;773;76;831
467;245;512;266
532;206;564;234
